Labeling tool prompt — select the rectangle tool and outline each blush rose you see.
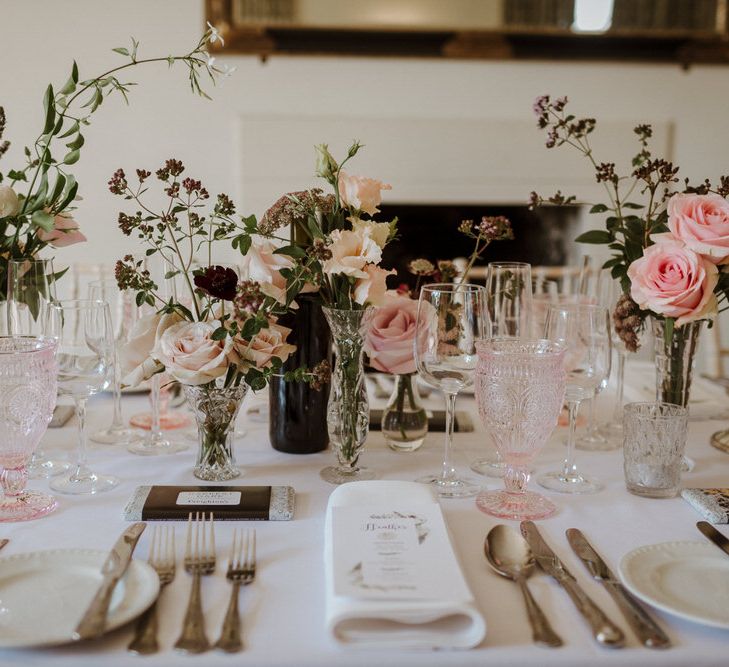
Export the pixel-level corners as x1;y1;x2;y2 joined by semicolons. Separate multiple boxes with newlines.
668;193;729;264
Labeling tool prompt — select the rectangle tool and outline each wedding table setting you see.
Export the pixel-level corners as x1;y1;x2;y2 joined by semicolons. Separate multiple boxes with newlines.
0;22;729;667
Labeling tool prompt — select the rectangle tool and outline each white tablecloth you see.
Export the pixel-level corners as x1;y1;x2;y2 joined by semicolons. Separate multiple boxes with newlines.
2;367;729;666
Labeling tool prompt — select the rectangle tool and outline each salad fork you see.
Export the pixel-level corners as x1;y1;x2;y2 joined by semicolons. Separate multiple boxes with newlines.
128;526;176;655
215;529;256;653
174;512;216;654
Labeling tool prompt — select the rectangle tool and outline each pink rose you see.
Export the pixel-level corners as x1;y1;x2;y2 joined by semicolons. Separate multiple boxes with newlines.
240;238;292;303
365;293;428;374
153;320;234;385
338;171;391;216
119;311;182;387
37;213;87;248
235;320;296;370
628;234;718;325
668;193;729;263
353;264;395;307
323;227;381;277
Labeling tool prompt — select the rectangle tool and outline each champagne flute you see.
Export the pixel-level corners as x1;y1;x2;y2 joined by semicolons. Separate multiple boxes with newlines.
88;279;143;446
470;262;532;477
537;304;611;494
7;258;69;478
415;283;486;498
47;299;119;495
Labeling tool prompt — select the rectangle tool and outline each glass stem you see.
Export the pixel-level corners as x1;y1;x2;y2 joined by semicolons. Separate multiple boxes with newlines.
561;399;582;482
612;351;626;423
587;395;597;435
73;397;91;480
440;391;458;484
150;374;162;440
110;349;123;429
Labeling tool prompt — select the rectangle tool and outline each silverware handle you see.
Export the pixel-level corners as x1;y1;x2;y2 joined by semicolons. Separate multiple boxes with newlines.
214;581;243;653
561;577;625;647
127;599;160;655
605;582;671;649
174;571;210;654
517;577;563;648
73;577;118;640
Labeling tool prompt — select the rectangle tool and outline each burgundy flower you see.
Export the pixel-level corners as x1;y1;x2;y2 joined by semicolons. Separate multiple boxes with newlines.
194;265;238;301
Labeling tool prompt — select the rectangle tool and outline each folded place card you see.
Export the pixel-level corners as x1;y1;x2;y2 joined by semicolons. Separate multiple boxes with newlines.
324;480;485;650
681;488;729;523
123;485;295;521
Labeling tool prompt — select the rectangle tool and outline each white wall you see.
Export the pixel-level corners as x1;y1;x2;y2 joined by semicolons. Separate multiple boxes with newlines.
2;0;729;273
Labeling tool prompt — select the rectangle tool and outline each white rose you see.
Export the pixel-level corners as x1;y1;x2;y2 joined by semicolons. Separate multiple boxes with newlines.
322;227;381;277
119;312;183;387
153;320;235;386
0;185;20;218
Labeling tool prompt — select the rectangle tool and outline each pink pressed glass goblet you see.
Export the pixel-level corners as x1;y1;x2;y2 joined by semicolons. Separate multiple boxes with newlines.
0;336;59;521
474;339;566;520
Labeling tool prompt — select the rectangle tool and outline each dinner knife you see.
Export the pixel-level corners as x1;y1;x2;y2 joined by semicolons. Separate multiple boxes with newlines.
566;528;671;649
73;522;147;641
697;521;729;557
520;521;625;648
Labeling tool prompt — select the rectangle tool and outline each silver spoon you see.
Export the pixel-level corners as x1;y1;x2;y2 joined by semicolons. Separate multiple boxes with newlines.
485;525;563;648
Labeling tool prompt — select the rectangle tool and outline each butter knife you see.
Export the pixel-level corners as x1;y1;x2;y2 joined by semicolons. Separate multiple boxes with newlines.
697;521;729;556
73;522;146;640
566;528;670;649
520;521;624;648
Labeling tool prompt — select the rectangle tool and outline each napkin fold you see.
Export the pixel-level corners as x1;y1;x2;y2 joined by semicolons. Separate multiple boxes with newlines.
324;480;486;650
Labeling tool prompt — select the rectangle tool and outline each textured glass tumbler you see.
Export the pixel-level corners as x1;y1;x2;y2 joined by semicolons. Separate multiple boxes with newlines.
623;402;688;498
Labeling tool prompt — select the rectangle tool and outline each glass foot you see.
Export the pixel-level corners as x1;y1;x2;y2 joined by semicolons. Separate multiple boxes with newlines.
0;490;58;522
129;411;192;431
537;470;602;495
320;465;376;485
415;474;480;498
91;425;143;446
50;471;119;495
470;456;505;478
128;436;188;456
475;489;556;520
28;457;69;479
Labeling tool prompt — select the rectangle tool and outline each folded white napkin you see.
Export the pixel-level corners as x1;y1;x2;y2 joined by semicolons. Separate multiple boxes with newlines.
324;480;486;650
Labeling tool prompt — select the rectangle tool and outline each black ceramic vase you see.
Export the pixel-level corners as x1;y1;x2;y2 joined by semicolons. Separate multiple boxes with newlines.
269;293;332;453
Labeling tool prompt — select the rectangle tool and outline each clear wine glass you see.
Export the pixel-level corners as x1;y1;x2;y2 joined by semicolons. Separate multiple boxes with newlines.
471;262;532;478
475;339;566;520
537;303;612;494
7;258;69;479
0;337;59;521
415;283;487;498
46;299;119;495
88;279;143;447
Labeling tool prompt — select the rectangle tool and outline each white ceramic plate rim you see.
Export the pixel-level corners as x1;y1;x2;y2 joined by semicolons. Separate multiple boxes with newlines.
0;548;159;648
618;540;729;631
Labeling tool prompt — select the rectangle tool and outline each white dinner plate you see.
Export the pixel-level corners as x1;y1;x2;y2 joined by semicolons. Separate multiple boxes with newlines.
0;549;159;648
619;541;729;630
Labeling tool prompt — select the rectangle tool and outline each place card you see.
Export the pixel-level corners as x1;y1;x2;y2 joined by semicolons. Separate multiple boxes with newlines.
331;503;471;601
123;485;295;521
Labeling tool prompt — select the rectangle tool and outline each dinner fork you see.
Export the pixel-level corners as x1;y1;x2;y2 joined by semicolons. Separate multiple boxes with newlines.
174;512;216;654
214;529;256;653
128;526;176;655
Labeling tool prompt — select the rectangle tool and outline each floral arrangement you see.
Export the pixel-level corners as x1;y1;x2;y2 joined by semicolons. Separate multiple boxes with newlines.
111;159;326;392
241;142;396;310
530;95;729;350
0;25;228;301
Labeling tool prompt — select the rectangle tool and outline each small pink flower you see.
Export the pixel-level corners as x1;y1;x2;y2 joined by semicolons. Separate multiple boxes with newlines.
353;264;395;307
235;320;296;370
338;171;391;216
668;193;729;263
37;213;87;248
628;234;718;325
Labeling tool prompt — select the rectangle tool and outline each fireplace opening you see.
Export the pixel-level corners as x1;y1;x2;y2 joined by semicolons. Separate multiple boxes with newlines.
378;203;580;289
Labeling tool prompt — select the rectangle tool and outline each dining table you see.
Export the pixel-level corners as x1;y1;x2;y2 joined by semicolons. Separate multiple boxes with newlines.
2;360;729;666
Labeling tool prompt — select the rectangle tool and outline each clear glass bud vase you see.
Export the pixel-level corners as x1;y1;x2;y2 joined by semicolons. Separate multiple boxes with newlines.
652;317;703;408
184;384;248;481
321;307;374;484
382;373;428;452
